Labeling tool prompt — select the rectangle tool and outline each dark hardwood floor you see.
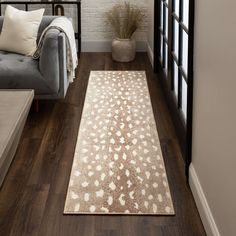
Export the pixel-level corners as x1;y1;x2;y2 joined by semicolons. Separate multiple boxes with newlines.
0;53;206;236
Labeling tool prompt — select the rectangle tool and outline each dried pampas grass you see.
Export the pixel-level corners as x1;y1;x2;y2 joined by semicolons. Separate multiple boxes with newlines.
105;2;144;39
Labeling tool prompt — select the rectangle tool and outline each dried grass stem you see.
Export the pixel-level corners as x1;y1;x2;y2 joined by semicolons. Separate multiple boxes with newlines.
106;2;144;39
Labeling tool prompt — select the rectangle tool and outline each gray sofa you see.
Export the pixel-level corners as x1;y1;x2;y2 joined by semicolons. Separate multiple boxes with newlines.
0;16;69;99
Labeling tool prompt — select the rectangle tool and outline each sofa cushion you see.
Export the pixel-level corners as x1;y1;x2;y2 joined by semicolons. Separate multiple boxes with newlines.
0;6;45;56
0;51;59;95
0;16;59;42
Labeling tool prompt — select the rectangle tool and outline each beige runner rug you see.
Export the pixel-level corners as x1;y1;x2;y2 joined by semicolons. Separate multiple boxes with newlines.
64;71;174;215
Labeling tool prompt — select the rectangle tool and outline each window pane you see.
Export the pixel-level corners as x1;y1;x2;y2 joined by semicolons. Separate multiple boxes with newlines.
164;43;168;76
174;0;180;17
173;19;179;59
160;1;164;30
182;0;189;28
181;77;187;120
174;61;178;97
165;6;168;39
182;30;188;75
160;34;163;64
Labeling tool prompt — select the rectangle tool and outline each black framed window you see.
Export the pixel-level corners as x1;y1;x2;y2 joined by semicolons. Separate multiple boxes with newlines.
155;0;194;177
158;0;191;121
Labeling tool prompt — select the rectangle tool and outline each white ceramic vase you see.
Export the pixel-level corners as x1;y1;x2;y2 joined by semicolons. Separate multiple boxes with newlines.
112;38;136;62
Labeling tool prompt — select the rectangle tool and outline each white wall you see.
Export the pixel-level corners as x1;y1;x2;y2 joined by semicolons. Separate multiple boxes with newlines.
146;0;154;66
190;1;236;236
81;0;148;52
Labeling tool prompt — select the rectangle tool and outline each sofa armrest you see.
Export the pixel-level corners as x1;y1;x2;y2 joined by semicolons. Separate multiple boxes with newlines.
39;28;68;96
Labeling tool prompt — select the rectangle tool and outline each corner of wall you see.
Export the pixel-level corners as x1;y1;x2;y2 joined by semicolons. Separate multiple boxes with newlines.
146;41;154;68
189;164;221;236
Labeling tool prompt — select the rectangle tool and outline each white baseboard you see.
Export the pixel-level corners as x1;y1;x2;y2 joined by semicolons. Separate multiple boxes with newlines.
81;40;147;52
189;164;221;236
146;42;154;68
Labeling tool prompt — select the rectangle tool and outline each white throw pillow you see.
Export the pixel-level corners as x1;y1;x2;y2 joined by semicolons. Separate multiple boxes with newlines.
0;5;45;56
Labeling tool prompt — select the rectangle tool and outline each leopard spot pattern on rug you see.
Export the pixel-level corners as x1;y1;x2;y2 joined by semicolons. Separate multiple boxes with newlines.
64;71;174;215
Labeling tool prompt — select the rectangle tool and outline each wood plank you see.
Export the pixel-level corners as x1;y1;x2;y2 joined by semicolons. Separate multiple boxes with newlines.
9;184;50;236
